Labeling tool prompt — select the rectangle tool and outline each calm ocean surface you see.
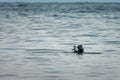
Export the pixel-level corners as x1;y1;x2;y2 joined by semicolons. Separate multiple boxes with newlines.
0;2;120;80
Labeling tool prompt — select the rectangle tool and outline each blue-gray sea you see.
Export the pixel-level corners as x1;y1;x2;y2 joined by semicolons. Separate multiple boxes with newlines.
0;2;120;80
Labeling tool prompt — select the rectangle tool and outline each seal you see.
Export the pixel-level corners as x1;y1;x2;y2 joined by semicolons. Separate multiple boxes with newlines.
72;45;84;55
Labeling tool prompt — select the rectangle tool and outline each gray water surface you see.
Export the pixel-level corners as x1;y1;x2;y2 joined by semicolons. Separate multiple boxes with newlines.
0;2;120;80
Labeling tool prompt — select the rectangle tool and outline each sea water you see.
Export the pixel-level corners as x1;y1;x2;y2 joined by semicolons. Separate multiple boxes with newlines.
0;2;120;80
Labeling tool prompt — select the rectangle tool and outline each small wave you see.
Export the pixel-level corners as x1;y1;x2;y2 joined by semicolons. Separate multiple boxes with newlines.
25;49;63;53
29;28;48;30
16;3;28;7
104;41;120;44
81;34;98;37
0;74;17;78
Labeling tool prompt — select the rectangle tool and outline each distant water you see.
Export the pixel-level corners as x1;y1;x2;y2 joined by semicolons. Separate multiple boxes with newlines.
0;2;120;80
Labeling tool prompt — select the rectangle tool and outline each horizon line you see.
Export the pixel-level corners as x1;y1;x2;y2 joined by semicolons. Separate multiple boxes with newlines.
0;1;120;3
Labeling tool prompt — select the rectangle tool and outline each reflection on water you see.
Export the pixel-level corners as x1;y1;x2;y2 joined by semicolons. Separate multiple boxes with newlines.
0;2;120;80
